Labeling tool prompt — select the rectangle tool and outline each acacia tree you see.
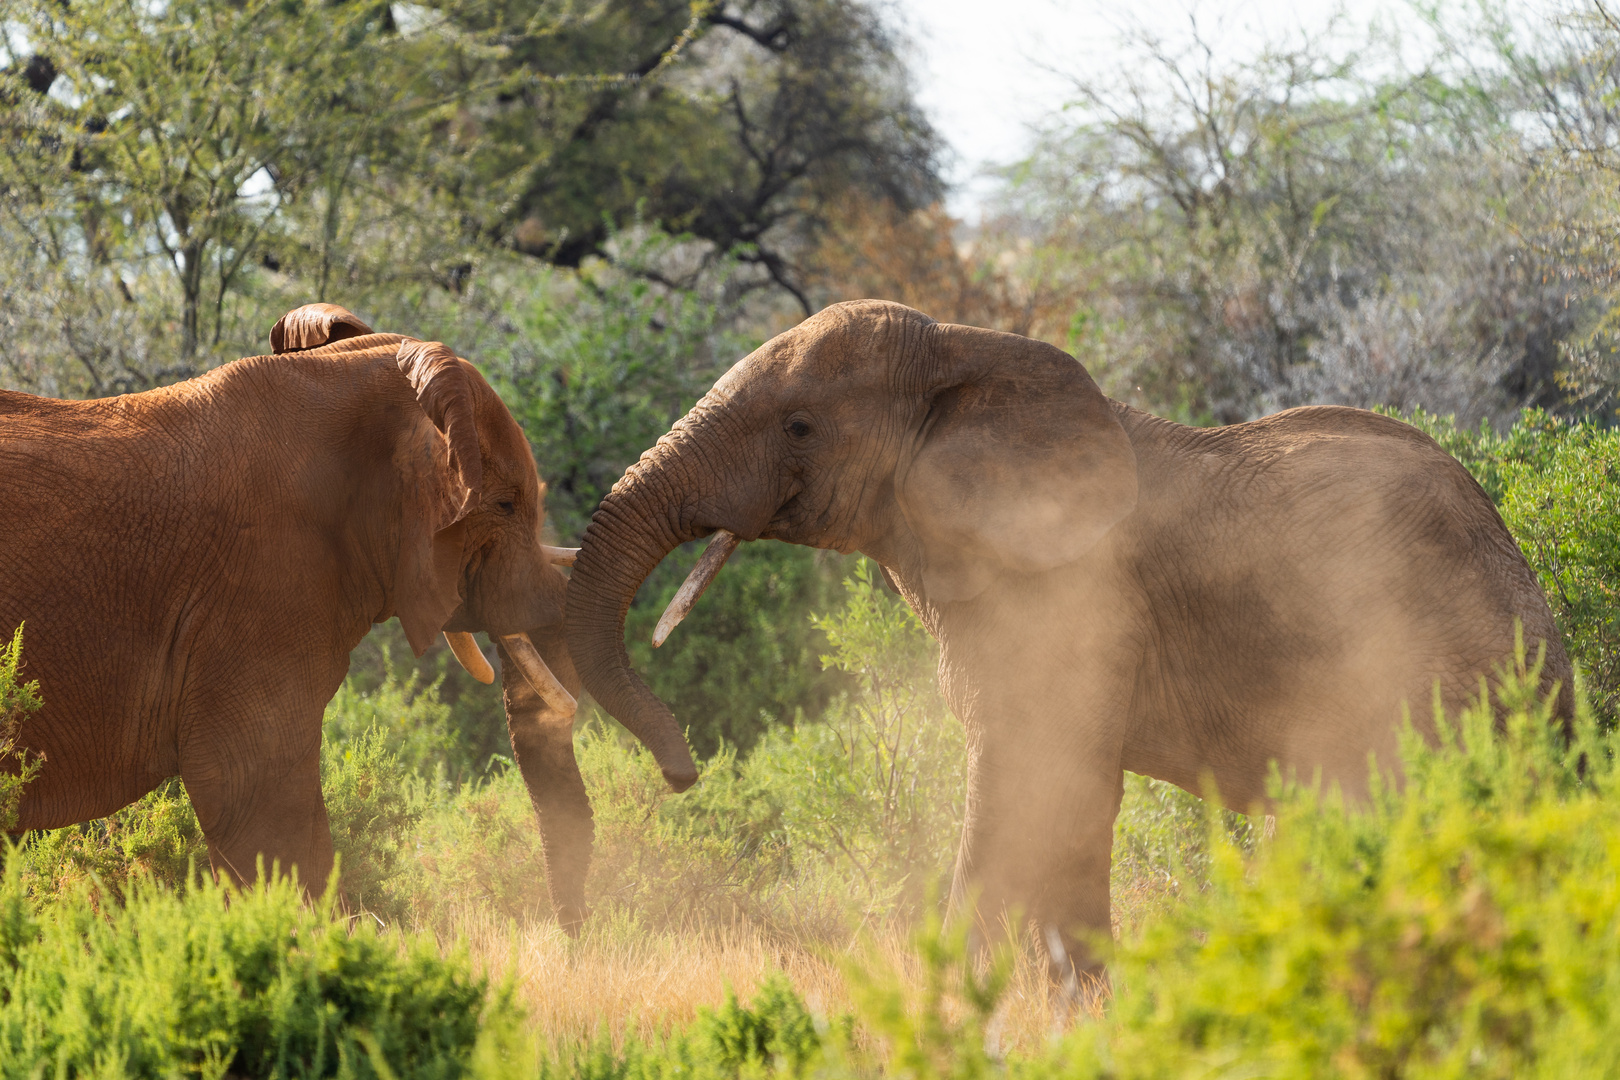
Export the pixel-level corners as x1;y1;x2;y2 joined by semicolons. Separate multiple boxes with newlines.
424;0;945;310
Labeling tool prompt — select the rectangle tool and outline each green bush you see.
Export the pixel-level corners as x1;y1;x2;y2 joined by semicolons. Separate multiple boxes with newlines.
342;624;510;785
624;542;857;757
0;626;43;832
323;653;457;781
0;861;525;1078
750;559;964;916
14;779;207;906
321;726;423;924
554;976;825;1080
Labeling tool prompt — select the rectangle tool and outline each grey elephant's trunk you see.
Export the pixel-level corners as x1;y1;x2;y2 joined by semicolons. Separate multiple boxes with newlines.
566;453;701;791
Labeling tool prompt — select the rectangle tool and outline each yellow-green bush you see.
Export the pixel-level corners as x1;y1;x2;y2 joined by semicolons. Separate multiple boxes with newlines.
0;865;525;1078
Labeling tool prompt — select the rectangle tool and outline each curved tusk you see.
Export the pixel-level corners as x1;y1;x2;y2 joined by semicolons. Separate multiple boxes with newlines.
501;632;578;717
543;545;580;567
653;530;741;648
443;632;495;684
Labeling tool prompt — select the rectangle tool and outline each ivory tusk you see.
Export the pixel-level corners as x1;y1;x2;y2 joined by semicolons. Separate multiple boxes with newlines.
543;545;579;567
501;632;578;717
653;529;742;648
443;632;495;684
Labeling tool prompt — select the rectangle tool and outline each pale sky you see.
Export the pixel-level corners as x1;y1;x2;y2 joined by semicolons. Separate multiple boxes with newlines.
892;0;1412;215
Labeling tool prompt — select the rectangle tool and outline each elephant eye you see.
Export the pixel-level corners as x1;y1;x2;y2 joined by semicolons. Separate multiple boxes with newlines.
786;418;812;439
497;499;516;515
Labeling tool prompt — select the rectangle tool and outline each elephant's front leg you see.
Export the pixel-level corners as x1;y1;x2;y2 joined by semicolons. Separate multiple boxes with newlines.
952;719;1125;1000
181;723;334;895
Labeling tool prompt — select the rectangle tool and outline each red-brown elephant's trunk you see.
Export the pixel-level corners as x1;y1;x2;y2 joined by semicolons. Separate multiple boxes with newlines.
566;455;701;791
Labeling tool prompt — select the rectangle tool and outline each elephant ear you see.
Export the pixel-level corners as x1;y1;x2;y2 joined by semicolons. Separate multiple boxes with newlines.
896;322;1138;604
393;338;485;654
269;303;373;353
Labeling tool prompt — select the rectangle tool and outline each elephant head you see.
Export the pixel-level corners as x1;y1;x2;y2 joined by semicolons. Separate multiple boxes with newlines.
269;304;571;693
565;300;1137;779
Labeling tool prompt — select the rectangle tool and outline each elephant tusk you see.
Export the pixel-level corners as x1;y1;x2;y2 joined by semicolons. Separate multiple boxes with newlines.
501;632;578;717
543;545;580;567
653;530;741;648
444;632;495;684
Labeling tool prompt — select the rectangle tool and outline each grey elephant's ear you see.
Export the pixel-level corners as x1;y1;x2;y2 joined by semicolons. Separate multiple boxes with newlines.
269;303;373;353
896;323;1138;603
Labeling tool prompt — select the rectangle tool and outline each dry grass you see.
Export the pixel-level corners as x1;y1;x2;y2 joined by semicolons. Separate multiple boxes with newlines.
432;903;1072;1057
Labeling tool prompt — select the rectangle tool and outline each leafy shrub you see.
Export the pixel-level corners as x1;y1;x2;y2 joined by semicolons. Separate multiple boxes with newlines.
405;763;552;927
0;626;43;832
625;542;858;756
341;625;509;785
323;652;457;781
750;559;964;916
321;726;423;924
14;778;207;906
0;863;524;1078
555;975;824;1080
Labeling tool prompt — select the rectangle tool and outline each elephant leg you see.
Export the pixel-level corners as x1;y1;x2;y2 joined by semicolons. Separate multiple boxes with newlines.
181;734;333;895
951;725;1124;1001
496;626;593;932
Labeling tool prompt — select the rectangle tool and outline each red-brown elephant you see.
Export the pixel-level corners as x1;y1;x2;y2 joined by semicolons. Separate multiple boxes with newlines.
564;299;1570;990
0;303;693;924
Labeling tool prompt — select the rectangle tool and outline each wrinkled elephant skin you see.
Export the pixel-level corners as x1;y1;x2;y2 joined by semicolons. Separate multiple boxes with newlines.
565;299;1574;988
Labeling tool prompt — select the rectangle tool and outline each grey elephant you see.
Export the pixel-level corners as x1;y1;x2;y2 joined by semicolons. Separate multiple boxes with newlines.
563;299;1570;986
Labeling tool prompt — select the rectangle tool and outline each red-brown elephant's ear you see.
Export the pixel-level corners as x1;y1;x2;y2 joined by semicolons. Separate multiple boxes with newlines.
393;338;485;655
895;322;1138;604
396;338;483;522
269;303;373;353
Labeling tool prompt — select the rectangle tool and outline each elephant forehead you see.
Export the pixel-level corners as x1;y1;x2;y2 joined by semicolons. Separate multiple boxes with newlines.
738;333;893;391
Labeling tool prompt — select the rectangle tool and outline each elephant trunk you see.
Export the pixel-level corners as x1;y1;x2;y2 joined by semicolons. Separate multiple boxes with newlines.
496;627;594;930
566;450;702;791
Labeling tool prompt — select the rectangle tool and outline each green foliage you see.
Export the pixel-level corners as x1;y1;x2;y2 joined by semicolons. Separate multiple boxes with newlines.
336;615;522;787
0;0;942;396
0;626;42;832
0;863;521;1078
323;648;458;780
556;976;824;1080
404;763;553;927
491;251;751;538
0;0;402;378
14;779;207;906
761;559;962;913
625;542;856;756
1397;407;1620;719
840;910;1011;1080
319;727;423;924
